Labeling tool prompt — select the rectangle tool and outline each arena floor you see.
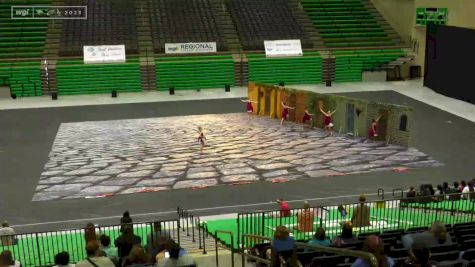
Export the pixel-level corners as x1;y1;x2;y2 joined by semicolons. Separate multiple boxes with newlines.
1;81;475;233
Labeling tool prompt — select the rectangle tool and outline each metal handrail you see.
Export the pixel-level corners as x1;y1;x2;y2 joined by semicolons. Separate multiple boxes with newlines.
294;242;379;267
215;230;234;267
240;234;272;267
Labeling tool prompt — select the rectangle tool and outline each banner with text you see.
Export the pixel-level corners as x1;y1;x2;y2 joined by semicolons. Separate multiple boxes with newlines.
83;45;126;64
264;40;303;57
165;42;217;54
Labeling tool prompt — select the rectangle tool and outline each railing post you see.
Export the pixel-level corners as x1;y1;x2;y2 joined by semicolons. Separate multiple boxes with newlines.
231;233;235;267
35;233;42;266
191;215;195;242
215;233;219;266
203;223;207;255
197;218;202;249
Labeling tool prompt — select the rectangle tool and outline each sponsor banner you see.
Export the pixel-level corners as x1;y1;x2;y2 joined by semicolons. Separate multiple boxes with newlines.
165;42;217;54
264;39;303;57
83;45;126;64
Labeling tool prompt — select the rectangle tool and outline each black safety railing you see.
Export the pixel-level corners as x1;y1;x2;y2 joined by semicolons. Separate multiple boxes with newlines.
237;194;475;249
177;206;208;254
0;219;179;267
215;230;234;267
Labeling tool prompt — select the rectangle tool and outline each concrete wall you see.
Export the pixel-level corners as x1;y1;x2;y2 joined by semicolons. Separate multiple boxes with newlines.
371;0;475;72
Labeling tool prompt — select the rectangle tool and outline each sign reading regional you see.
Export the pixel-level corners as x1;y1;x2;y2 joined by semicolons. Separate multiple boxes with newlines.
264;40;303;58
165;42;217;54
83;45;126;64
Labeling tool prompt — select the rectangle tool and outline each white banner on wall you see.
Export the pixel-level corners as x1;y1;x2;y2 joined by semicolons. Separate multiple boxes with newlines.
264;39;303;57
165;42;217;54
83;45;126;64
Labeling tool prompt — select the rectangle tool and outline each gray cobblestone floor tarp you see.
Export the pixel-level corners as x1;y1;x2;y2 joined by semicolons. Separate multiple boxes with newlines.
1;93;474;231
33;113;441;201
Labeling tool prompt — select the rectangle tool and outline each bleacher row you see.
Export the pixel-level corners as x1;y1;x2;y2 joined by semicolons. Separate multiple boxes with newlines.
0;0;408;96
0;0;402;59
1;49;407;96
248;222;475;267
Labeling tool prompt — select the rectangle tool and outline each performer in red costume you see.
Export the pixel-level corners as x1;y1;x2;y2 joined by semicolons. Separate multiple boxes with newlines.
302;106;314;127
368;115;382;141
320;108;336;136
280;101;295;125
241;99;258;117
197;127;206;149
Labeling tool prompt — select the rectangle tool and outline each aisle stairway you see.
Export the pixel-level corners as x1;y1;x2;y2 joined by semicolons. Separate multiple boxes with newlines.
0;0;51;61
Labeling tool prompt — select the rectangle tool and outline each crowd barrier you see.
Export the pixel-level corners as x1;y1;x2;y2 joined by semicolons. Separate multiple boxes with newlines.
237;193;475;249
0;219;179;267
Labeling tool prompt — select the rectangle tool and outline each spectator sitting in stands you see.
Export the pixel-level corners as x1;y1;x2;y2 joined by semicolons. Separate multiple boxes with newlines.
120;211;133;233
276;198;291;217
332;222;358;247
308;227;331;247
156;241;196;267
54;251;75;267
407;187;417;198
462;181;474;200
115;224;142;261
266;225;295;264
85;223;99;244
434;185;443;196
442;182;449;194
0;250;21;267
459;181;466;192
146;222;170;256
122;245;151;266
0;221;16;246
76;241;115;267
351;195;371;228
402;221;452;249
352;235;394;267
295;201;314;232
401;241;437;267
155;239;187;264
99;235;118;265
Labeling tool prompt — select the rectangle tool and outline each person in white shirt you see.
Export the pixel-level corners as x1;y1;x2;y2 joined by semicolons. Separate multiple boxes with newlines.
76;241;115;267
0;221;16;246
54;251;75;267
462;182;474;200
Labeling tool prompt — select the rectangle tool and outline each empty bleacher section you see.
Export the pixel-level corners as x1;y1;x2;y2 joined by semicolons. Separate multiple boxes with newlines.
247;52;322;85
333;49;405;82
59;0;138;56
56;58;142;95
155;55;235;90
226;0;312;51
301;0;397;48
148;0;228;53
0;0;51;60
0;62;42;96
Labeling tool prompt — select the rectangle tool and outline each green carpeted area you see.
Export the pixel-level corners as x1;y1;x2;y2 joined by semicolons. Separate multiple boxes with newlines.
247;52;322;85
0;224;162;266
155;55;235;91
0;0;50;59
0;61;42;96
205;200;475;249
301;0;396;48
56;58;142;95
